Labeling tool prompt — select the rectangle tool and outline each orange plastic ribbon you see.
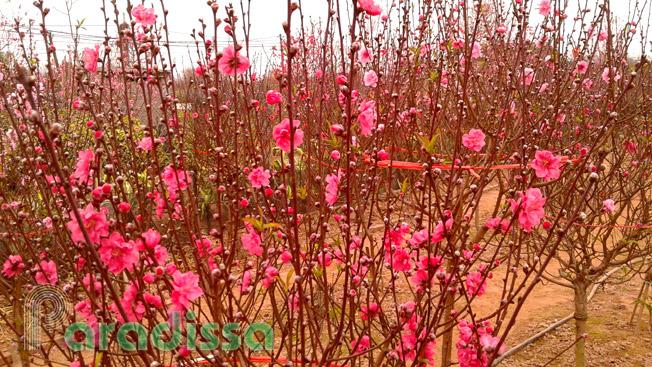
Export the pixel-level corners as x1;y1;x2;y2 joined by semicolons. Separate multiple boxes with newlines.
546;215;652;229
366;155;583;171
165;356;347;367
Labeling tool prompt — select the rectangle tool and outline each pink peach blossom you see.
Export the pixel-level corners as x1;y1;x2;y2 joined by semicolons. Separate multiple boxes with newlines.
538;0;552;16
248;166;271;188
466;272;487;297
161;165;191;200
358;99;377;136
82;45;100;73
34;260;58;285
266;90;282;105
575;61;588;74
152;245;168;265
281;250;293;263
73;149;94;185
142;230;160;250
358;0;382;16
218;45;250;76
523;67;535;85
241;224;263;256
195;65;205;77
273;118;304;152
138;137;153;151
325;170;343;206
131;4;156;26
2;255;23;278
462;129;486;152
261;267;279;288
360;303;380;321
623;140;637;154
486;217;512;233
471;43;482;59
66;204;109;244
602;67;621;83
409;229;429;247
351;335;371;353
479;334;506;355
358;48;373;64
98;232;139;274
531;150;563;181
431;218;453;243
391;248;412;272
240;270;252;293
170;271;204;310
378;149;389;160
509;188;547;232
364;70;378;87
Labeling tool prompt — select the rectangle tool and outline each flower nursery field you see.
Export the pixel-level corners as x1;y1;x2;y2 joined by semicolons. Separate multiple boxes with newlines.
1;0;652;367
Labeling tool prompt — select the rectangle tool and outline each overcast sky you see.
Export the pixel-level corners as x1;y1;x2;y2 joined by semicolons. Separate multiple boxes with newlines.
0;0;646;70
1;0;334;71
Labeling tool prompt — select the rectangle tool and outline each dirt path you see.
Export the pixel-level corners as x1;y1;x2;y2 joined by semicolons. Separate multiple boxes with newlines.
504;277;652;366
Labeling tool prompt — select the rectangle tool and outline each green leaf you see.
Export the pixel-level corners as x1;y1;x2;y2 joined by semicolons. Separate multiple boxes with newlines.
409;45;422;58
323;137;338;148
428;134;439;152
94;353;103;366
242;217;263;232
297;186;307;200
417;134;430;150
417;134;438;154
273;159;283;172
400;177;409;194
286;268;295;290
263;223;281;230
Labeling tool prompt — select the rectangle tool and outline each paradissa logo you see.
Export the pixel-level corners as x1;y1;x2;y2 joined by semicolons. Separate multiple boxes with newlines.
64;311;273;352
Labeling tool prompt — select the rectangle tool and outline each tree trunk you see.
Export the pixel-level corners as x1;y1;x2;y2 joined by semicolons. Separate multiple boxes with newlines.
574;278;589;367
439;294;454;367
440;261;456;367
631;267;652;333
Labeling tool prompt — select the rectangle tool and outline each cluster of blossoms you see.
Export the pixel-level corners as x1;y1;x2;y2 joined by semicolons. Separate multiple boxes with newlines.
457;320;505;367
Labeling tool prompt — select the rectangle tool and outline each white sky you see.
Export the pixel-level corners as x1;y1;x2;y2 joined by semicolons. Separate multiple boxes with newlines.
1;0;333;71
0;0;646;71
